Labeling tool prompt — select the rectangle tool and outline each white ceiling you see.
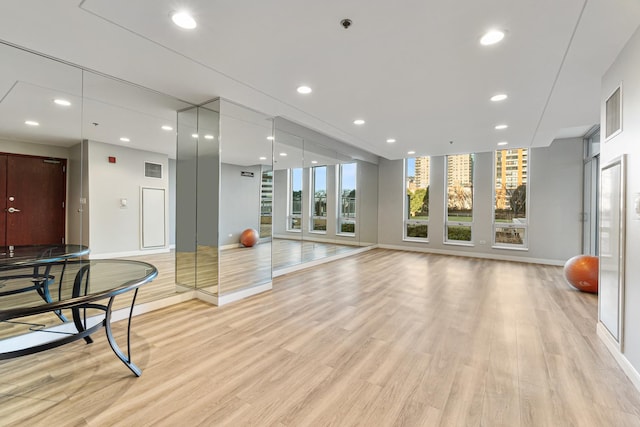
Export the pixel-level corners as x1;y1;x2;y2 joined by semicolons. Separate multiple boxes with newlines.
1;0;639;159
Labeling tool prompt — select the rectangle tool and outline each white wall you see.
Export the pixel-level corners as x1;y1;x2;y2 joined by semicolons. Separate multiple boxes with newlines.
601;26;640;378
377;138;583;264
219;163;261;246
87;140;169;256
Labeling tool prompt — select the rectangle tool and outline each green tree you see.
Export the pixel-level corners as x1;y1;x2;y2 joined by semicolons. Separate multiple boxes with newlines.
408;188;426;217
509;184;526;218
422;186;429;215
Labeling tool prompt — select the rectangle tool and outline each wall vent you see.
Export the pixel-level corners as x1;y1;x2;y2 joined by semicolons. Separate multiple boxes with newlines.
605;86;622;140
145;162;162;178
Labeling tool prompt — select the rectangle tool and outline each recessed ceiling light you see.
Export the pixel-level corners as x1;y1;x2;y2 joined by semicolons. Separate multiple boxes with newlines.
386;138;396;143
171;11;197;29
25;120;39;126
353;119;365;125
408;150;416;155
267;136;275;140
53;99;71;107
204;134;214;140
279;152;287;157
259;156;267;161
497;141;508;146
297;86;312;94
494;124;508;130
161;125;173;131
311;160;318;164
491;94;508;102
480;30;505;46
120;137;130;142
191;133;198;138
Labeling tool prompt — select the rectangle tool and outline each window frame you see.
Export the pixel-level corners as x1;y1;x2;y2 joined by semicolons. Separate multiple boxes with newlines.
403;156;430;242
492;148;530;250
444;154;475;245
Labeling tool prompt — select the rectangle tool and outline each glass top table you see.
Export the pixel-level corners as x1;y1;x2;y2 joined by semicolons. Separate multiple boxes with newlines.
0;259;158;376
0;244;90;271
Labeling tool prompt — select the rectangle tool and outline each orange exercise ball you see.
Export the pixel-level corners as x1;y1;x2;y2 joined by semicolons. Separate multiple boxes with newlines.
563;255;598;293
240;228;259;247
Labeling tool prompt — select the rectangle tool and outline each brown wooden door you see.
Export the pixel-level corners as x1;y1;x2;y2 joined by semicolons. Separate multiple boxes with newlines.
3;154;66;246
0;155;6;246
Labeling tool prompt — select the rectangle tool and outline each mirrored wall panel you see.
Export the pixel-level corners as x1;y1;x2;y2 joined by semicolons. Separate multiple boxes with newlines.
272;130;304;269
218;100;273;295
0;43;84;248
272;118;379;272
1;41;197;340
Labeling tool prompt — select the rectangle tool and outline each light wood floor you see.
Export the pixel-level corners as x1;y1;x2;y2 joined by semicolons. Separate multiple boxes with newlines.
1;249;639;426
1;240;363;339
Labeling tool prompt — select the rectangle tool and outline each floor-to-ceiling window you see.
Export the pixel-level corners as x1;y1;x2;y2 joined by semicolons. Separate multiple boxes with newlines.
338;163;356;235
493;148;528;248
310;165;327;232
288;168;302;231
445;154;474;243
404;156;430;240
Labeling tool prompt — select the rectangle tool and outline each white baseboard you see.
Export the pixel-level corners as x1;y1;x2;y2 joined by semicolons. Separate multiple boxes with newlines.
90;247;171;259
597;323;640;392
220;243;241;250
192;282;272;306
377;244;565;266
217;282;272;306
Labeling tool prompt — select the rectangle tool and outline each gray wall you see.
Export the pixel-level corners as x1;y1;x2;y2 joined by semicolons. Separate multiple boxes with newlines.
219;163;261;246
273;168;290;237
168;158;176;246
67;142;84;246
87;140;169;255
378;138;583;264
601;26;640;377
358;160;379;246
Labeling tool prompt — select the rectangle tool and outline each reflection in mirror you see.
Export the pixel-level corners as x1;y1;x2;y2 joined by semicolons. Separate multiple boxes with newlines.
0;41;204;340
176;106;198;290
218;99;273;295
195;100;220;295
260;166;273;239
0;43;84;339
0;43;83;249
271;119;379;274
302;140;338;261
272;131;304;270
80;71;194;307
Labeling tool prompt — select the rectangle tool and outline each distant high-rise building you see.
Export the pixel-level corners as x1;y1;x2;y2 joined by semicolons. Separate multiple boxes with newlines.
495;148;528;210
447;154;473;187
496;149;527;189
414;157;430;189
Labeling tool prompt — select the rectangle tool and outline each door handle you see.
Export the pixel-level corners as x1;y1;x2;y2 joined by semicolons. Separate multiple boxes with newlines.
7;207;21;213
